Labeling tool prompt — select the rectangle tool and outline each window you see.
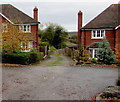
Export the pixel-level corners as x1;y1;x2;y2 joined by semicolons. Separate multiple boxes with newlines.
21;41;33;52
92;30;105;39
19;25;31;33
2;24;8;32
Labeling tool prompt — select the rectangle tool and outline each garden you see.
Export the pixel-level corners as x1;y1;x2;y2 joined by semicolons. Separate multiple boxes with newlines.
65;40;120;67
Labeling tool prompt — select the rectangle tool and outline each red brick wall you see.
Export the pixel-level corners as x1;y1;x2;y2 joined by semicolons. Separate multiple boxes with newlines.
80;30;115;51
31;25;39;49
1;16;39;49
115;27;120;58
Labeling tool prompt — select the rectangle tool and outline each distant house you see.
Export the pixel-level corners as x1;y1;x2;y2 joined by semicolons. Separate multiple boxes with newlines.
78;4;120;59
0;4;40;52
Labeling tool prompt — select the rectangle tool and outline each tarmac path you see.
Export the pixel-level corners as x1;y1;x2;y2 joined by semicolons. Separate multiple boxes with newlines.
2;55;119;100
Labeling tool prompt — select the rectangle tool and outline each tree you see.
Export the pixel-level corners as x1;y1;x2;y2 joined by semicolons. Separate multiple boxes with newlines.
39;23;68;49
53;25;68;49
1;22;31;52
74;45;89;64
97;39;116;64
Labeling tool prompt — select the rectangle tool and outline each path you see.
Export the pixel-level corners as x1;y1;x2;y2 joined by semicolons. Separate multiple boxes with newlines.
40;55;73;67
2;54;119;100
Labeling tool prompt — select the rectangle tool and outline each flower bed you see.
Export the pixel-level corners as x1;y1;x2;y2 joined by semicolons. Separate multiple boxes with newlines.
96;86;120;101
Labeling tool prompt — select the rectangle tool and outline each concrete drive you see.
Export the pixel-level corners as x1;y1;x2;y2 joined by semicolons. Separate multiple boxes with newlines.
2;56;118;100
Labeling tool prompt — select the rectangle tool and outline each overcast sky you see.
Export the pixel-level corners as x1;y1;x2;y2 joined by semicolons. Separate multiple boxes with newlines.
0;0;119;31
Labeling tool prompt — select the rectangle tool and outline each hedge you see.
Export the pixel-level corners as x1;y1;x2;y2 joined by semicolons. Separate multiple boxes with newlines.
2;52;44;65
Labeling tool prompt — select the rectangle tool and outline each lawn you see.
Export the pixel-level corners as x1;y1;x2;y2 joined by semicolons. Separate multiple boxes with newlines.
47;56;63;66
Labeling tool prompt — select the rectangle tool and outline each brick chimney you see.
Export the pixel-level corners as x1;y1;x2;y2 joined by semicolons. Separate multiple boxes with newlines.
78;10;82;44
33;6;38;21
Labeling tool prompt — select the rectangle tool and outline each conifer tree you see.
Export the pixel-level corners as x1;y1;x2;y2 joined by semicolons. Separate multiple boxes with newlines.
97;39;116;64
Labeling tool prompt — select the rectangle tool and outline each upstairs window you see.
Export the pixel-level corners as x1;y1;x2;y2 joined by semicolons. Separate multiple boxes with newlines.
92;30;105;39
19;25;31;33
2;24;8;32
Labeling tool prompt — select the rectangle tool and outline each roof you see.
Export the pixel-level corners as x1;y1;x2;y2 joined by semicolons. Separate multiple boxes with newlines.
0;4;40;24
82;4;120;29
87;42;102;49
66;44;78;49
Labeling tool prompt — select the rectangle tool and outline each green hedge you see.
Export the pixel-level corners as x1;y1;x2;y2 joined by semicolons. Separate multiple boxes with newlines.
2;52;44;65
116;77;120;86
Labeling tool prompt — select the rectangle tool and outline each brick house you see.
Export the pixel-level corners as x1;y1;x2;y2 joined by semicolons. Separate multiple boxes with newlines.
0;4;40;52
78;4;120;59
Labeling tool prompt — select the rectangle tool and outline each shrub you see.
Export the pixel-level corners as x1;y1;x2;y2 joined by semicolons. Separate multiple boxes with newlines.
74;45;89;64
50;46;57;53
97;40;116;65
90;58;97;63
39;42;50;46
116;77;120;86
2;52;44;65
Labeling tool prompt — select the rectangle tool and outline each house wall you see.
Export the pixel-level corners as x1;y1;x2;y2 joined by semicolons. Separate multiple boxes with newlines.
1;16;39;49
31;24;38;49
80;30;115;50
115;27;120;58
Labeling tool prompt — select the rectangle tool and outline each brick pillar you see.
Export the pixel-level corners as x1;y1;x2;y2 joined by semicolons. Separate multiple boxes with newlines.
33;7;38;21
78;11;82;44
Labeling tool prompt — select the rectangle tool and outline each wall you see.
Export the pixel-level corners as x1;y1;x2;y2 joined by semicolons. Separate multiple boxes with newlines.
1;16;39;49
115;27;120;58
80;30;115;51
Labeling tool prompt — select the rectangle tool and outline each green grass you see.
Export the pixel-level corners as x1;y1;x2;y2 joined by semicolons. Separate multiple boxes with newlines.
47;56;63;66
64;42;74;46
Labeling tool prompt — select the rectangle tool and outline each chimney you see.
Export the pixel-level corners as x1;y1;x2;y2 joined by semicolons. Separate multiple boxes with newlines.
33;6;38;21
78;10;82;44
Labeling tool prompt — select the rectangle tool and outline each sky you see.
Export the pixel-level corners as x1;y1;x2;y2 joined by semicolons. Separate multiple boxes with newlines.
0;0;119;31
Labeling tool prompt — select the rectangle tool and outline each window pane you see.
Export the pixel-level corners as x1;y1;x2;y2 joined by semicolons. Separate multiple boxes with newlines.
97;30;100;37
101;30;104;37
24;25;26;31
2;24;8;32
93;31;96;37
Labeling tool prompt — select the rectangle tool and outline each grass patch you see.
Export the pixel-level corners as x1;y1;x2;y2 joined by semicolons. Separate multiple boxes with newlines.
47;56;63;66
64;42;75;46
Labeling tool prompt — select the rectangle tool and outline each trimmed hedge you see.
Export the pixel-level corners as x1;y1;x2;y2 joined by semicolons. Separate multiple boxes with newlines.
2;52;44;65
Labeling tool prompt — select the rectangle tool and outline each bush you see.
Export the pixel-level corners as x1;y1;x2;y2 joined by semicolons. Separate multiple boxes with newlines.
90;58;97;63
97;40;116;65
50;46;57;53
2;52;44;65
116;77;120;86
39;42;50;46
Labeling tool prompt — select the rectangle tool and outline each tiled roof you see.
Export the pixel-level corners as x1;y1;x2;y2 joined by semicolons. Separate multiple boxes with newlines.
0;4;40;24
87;42;102;49
82;4;120;29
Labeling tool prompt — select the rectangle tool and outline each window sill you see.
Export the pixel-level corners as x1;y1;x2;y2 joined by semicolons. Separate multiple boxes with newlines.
91;37;104;39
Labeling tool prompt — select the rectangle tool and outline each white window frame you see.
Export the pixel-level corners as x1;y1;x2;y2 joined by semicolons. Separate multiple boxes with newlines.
21;41;33;52
2;24;8;32
19;24;31;33
89;48;99;59
92;30;105;39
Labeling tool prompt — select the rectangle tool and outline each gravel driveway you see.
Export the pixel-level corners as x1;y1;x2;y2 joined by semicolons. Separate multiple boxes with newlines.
2;55;119;100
